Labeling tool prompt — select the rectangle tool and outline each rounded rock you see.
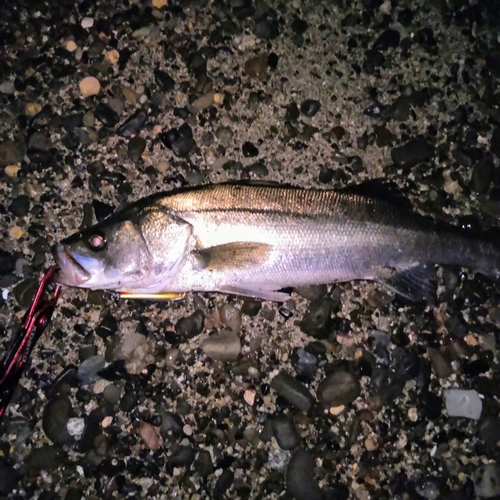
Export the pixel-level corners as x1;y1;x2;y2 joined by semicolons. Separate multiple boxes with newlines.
317;365;361;408
270;371;315;411
201;330;241;362
286;450;322;500
79;76;100;98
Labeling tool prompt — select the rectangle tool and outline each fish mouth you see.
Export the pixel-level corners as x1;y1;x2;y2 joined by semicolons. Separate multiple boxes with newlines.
52;244;92;286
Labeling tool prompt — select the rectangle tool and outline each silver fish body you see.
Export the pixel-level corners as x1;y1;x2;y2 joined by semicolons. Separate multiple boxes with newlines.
53;184;500;301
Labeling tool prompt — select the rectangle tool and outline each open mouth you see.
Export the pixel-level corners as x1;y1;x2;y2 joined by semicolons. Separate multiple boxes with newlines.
52;244;91;286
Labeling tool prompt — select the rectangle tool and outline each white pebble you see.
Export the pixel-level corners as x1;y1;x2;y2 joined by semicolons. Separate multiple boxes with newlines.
445;389;482;420
81;17;94;29
67;418;85;438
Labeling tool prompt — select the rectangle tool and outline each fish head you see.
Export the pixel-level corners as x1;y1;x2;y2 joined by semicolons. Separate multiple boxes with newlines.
53;216;152;291
53;201;194;292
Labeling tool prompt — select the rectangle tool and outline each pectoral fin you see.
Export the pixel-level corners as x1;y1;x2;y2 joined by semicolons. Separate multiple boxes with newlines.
195;242;273;271
120;292;186;300
381;264;436;303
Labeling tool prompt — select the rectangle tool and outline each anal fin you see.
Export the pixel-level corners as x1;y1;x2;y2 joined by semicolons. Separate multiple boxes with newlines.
195;241;273;271
381;264;436;303
220;285;290;302
120;292;186;300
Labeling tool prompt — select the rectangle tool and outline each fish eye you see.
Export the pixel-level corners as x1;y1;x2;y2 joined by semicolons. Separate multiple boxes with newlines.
88;233;106;251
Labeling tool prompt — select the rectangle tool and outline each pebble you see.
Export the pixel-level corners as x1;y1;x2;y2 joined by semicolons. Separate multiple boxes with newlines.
77;355;106;384
0;80;15;94
117;110;147;137
317;364;361;408
270;371;315;411
0;139;25;166
427;348;453;379
201;329;241;362
94;102;120;127
169;445;196;467
127;136;146;162
0;249;16;275
108;332;155;374
138;422;160;451
444;389;482;420
65;40;77;52
244;54;268;79
286;450;322;500
271;415;300;450
188;91;215;113
8;195;30;217
105;49;120;65
154;68;175;92
81;17;94;29
242;141;259;157
175;309;205;340
391;138;435;168
219;303;242;333
161;123;196;157
42;396;75;445
297;298;333;339
291;348;319;378
0;464;20;495
300;99;321;117
79;76;100;97
372;28;401;50
475;463;500;498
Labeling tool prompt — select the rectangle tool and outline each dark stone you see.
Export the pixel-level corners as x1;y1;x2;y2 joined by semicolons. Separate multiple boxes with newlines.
0;138;25;166
94;103;120;127
175;309;205;340
372;29;400;50
300;99;321;117
297;298;333;339
242;141;259;157
267;52;279;70
160;123;195;157
253;18;280;40
0;249;16;275
127;136;146;162
291;348;319;378
286;450;322;500
8;195;30;217
291;17;308;34
318;166;335;184
271;415;300;450
117;110;148;137
0;463;20;495
154;68;175;92
195;450;214;478
96;314;118;339
317;364;361;407
391;138;435;168
42;396;75;445
213;469;234;497
168;445;195;467
270;371;315;411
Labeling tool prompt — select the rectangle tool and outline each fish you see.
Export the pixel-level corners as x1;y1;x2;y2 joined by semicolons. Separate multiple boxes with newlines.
53;183;500;302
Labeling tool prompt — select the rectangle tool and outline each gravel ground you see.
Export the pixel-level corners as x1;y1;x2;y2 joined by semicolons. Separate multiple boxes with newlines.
1;0;500;498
